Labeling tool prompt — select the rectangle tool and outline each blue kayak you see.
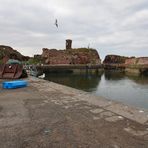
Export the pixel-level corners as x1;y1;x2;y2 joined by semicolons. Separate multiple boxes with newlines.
2;80;28;89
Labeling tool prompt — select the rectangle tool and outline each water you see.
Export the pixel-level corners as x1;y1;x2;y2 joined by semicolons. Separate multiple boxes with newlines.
44;71;148;109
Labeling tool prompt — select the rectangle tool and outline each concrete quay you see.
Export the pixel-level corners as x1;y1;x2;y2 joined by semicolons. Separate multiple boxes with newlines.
0;77;148;148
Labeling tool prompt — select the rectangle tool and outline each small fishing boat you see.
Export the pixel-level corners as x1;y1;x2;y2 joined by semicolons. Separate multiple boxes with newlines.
0;59;27;79
24;65;43;77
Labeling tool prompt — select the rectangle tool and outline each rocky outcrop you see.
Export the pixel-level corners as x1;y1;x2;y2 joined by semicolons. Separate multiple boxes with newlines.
103;55;129;64
0;45;30;63
42;48;101;65
103;55;130;70
103;55;148;75
125;57;148;75
104;55;148;66
125;57;148;65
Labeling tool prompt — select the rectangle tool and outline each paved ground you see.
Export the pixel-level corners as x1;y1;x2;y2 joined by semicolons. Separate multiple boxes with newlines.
0;77;148;148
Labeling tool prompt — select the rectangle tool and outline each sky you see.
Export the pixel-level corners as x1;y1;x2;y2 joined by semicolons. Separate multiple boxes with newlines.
0;0;148;60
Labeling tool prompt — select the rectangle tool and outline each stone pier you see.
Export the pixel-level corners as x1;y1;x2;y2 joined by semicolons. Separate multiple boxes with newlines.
0;77;148;148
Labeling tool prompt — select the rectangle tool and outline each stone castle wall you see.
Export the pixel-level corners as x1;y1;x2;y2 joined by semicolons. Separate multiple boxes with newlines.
42;48;101;65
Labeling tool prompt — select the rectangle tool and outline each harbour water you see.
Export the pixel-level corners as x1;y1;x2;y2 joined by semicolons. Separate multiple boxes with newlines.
44;71;148;109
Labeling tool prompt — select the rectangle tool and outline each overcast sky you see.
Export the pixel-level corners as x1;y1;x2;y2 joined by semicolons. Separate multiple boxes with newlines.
0;0;148;60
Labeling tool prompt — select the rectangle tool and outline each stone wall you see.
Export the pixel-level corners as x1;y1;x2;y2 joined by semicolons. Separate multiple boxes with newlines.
42;48;101;65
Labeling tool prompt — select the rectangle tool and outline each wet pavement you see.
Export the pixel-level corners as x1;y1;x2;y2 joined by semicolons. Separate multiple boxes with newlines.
0;77;148;148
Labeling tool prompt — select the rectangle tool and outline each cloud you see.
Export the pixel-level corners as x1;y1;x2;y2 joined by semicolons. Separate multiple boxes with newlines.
0;0;148;59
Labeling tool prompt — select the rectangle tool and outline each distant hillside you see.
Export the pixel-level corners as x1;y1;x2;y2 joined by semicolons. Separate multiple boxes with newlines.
0;45;30;63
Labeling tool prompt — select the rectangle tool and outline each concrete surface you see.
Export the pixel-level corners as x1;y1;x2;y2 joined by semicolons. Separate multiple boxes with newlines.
0;77;148;148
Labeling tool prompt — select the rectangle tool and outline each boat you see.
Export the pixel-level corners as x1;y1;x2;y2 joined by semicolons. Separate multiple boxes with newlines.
2;80;28;89
0;59;27;79
24;65;43;77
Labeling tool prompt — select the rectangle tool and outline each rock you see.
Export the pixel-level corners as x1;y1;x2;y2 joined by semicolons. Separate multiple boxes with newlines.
103;55;148;67
41;48;101;65
125;57;137;65
0;45;30;63
137;57;148;65
103;55;128;64
125;57;148;65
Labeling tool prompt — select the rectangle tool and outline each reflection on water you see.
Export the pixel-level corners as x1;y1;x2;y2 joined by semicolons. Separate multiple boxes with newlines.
45;72;102;92
44;71;148;109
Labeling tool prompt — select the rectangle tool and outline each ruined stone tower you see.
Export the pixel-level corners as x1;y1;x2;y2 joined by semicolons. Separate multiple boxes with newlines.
66;39;72;50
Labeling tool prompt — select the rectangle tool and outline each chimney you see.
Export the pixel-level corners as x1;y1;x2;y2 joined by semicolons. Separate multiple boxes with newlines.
66;39;72;50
